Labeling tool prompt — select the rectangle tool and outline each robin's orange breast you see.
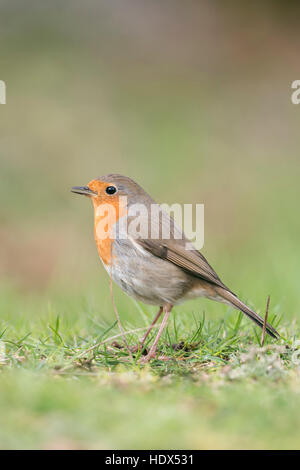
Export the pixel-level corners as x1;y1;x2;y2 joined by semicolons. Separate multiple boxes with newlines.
92;195;127;266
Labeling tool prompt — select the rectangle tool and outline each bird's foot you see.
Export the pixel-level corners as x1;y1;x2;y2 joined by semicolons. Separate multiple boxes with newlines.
111;341;148;355
157;355;173;361
140;353;156;364
140;353;173;363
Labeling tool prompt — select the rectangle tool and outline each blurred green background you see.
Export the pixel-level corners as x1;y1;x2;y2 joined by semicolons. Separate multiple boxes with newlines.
1;0;300;450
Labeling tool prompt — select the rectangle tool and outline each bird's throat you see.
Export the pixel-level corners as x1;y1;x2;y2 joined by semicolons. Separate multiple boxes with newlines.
92;198;127;266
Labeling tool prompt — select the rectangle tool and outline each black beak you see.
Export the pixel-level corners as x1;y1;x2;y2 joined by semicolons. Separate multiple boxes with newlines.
71;186;97;197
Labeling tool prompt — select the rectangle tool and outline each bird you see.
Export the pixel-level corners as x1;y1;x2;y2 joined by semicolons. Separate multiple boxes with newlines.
71;174;279;362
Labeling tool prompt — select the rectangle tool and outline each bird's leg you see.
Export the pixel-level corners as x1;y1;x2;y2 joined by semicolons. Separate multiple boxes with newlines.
131;306;163;353
140;306;163;345
140;304;173;363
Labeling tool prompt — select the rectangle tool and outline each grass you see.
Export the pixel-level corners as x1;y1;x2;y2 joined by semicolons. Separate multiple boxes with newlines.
0;284;300;449
1;1;300;449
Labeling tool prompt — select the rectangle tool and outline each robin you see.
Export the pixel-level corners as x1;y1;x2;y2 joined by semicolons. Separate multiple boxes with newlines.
72;174;279;362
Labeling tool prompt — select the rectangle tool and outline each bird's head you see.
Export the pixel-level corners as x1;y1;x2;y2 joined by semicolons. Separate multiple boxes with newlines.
71;174;155;236
71;174;151;207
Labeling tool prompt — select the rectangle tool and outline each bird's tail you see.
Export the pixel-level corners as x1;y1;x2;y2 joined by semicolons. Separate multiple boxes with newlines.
215;287;280;339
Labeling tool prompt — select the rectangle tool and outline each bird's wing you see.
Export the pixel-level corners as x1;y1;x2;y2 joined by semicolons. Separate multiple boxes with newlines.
130;205;231;292
136;236;229;291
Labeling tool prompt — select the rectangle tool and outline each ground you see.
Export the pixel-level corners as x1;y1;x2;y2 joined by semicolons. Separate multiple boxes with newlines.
0;284;299;450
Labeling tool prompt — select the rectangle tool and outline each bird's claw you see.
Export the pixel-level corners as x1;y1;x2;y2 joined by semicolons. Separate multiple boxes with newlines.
140;353;173;363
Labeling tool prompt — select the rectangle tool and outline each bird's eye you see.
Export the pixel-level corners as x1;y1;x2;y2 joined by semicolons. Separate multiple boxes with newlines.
105;185;117;195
